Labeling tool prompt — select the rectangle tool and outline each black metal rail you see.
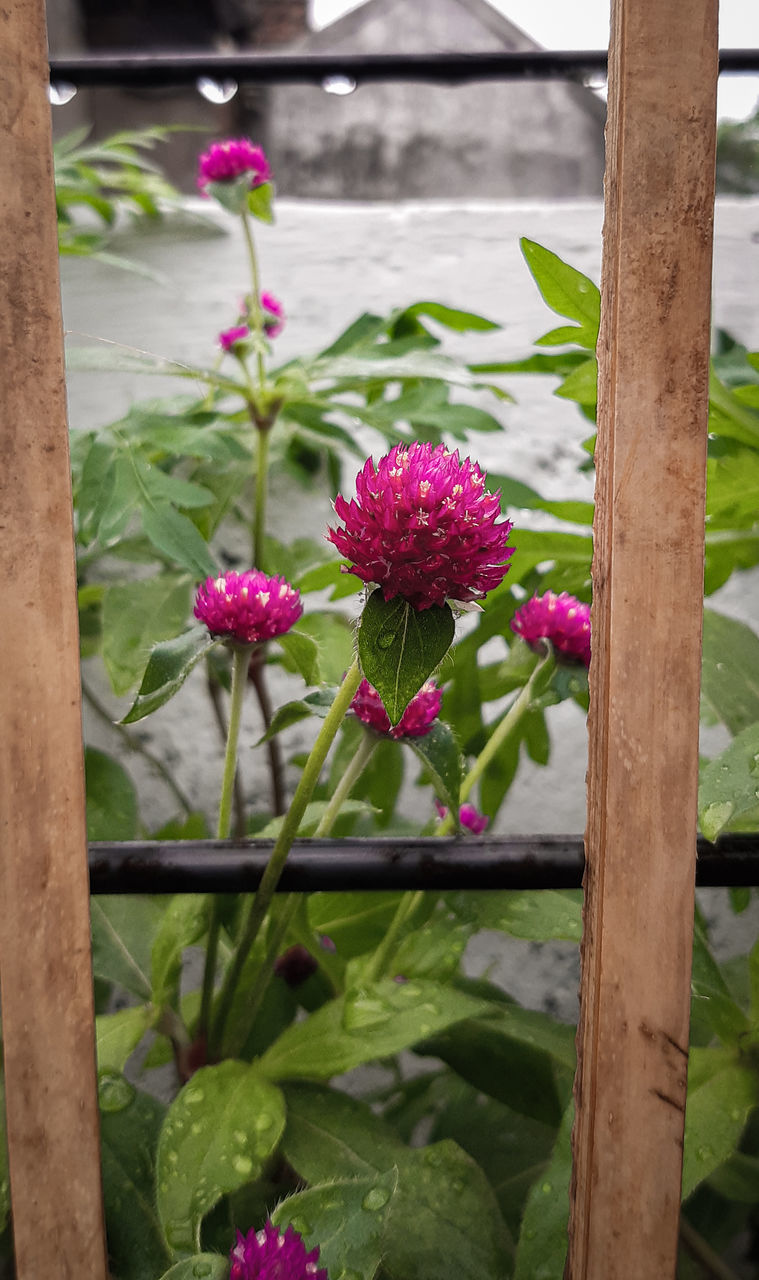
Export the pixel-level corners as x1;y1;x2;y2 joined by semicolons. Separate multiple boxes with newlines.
49;49;759;89
88;835;758;895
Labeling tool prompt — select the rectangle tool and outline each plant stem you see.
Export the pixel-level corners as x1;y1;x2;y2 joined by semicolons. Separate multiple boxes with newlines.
206;664;246;839
240;207;267;391
253;420;270;569
313;728;377;836
198;644;253;1047
365;890;425;983
81;679;195;817
248;647;286;816
220;719;376;1053
210;658;362;1054
436;651;552;835
678;1217;743;1280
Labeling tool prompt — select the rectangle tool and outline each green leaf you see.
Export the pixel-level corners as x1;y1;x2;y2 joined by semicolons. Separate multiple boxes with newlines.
247;180;274;223
450;889;583;942
85;747;138;840
206;175;254;215
101;574;192;695
94;454;142;545
257;980;490;1080
141;501;218;578
359;589;455;726
401;300;501;332
255;687;340;744
708;1151;759;1203
122;625;220;724
691;919;751;1045
682;1047;759;1199
156;1258;228;1280
275;628;321;685
275;1113;512;1280
709;369;759;447
408;719;463;816
151;895;212;1012
698;722;759;841
99;1074;172;1280
156;1061;286;1256
391;906;474;982
513;1101;573;1280
520;239;601;350
554;356;598;406
418;1007;575;1124
133;458;214;510
96;1005;153;1073
90;897;166;999
701;609;759;735
307;892;405;964
290;611;356;684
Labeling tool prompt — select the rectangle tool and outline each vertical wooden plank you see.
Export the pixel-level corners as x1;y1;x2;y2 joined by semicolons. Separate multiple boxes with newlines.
0;2;109;1276
566;1;718;1277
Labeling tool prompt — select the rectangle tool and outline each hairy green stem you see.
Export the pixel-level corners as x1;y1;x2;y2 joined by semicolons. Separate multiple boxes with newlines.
206;664;246;838
198;644;253;1046
240;207;266;390
437;651;552;835
211;658;362;1054
253;421;270;569
365;890;425;983
82;680;194;817
313;728;377;836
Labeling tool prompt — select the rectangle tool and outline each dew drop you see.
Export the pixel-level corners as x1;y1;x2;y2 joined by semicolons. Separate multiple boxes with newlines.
541;1181;553;1194
191;1122;202;1135
697;1145;714;1163
184;1088;205;1106
377;631;395;649
289;1218;312;1238
234;1130;248;1144
232;1154;254;1176
165;1221;193;1250
322;75;357;95
254;1112;273;1131
196;76;239;104
193;1263;213;1278
48;81;78;105
424;1147;444;1168
362;1186;391;1211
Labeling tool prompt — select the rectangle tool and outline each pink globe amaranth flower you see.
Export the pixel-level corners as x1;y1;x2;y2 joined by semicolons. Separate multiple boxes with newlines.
219;324;250;351
230;1221;328;1280
435;799;489;833
197;138;271;191
510;590;591;668
351;677;441;739
261;291;285;338
327;442;514;610
459;802;489;834
194;570;302;646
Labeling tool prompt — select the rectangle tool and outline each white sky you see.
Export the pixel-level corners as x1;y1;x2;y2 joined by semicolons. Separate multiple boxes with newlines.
311;0;759;121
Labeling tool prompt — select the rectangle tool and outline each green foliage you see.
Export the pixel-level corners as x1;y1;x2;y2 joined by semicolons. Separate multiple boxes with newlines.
358;591;455;725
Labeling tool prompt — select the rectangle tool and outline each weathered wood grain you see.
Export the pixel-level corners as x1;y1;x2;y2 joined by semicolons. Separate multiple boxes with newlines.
566;2;719;1277
0;2;108;1275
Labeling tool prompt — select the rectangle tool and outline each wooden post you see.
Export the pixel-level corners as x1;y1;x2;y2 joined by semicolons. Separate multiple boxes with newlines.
0;2;109;1276
566;1;718;1277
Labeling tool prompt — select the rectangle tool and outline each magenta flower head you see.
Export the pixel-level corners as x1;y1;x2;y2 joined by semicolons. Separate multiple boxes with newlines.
219;324;250;352
230;1221;328;1280
327;442;513;610
197;139;271;192
435;799;489;833
511;590;591;668
194;570;302;646
351;677;441;739
261;291;285;338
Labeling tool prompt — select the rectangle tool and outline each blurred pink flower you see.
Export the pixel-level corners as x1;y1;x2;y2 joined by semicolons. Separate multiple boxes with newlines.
261;291;285;337
194;570;302;646
327;442;513;610
219;324;250;351
511;590;591;668
197;139;271;191
435;799;489;833
351;677;441;739
230;1221;327;1280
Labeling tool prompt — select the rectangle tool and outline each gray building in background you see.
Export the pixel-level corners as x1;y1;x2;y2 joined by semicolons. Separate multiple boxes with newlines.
46;0;606;198
266;0;606;200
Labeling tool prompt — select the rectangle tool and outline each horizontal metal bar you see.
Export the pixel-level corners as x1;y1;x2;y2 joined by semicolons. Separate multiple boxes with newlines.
49;49;759;89
88;835;759;895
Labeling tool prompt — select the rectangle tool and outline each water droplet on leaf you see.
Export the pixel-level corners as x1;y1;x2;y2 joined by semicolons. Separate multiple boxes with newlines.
362;1186;391;1211
98;1071;134;1113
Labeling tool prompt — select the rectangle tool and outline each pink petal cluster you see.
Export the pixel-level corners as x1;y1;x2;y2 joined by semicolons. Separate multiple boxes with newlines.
194;570;302;646
327;442;513;610
197;139;271;191
351;677;441;739
261;291;285;338
219;324;250;351
436;799;489;833
510;590;591;668
230;1222;327;1280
